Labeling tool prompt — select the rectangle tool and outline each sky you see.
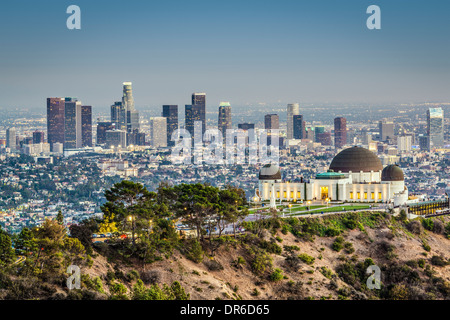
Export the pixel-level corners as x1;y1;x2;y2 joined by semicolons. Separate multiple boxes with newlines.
0;0;450;111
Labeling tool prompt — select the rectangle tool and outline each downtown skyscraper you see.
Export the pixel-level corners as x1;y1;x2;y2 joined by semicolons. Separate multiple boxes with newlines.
47;97;66;151
287;103;300;140
6;127;16;151
150;117;168;148
218;102;232;138
64;98;82;149
32;131;45;144
379;121;395;142
162;105;178;146
123;82;140;133
185;93;206;136
293;115;305;140
334;117;347;149
111;101;126;131
81;105;92;147
427;107;444;149
265;114;279;146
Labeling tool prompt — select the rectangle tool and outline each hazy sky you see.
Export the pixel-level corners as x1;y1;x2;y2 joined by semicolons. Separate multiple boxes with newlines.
1;0;450;110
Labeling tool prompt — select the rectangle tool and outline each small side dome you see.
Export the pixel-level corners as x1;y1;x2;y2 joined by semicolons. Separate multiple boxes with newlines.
381;165;404;181
259;164;281;180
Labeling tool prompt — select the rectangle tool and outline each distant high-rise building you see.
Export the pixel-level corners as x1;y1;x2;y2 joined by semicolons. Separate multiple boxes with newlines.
53;142;64;154
33;131;45;144
238;123;255;131
265;114;279;146
162;105;178;146
122;82;139;133
122;82;135;110
106;130;127;149
362;131;372;145
6;127;16;151
287;103;300;140
64;98;82;149
305;127;315;141
81;105;92;147
334;117;347;148
314;126;332;145
427;107;444;149
150;117;167;148
97;122;115;145
218;102;232;139
398;135;412;152
265;114;279;130
191;92;206;134
379;121;395;142
136;132;146;146
293;115;305;140
127;129;146;146
185;104;204;136
127;110;140;133
419;135;430;151
47;97;66;151
111;101;126;131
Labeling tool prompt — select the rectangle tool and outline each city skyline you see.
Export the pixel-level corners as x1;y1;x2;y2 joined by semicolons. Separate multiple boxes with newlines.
1;0;450;109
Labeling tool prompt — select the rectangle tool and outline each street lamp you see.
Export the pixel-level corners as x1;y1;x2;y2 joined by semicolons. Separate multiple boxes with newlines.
128;215;135;245
287;204;292;217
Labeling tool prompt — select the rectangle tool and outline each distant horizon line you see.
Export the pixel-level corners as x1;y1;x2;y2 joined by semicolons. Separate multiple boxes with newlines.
1;101;450;111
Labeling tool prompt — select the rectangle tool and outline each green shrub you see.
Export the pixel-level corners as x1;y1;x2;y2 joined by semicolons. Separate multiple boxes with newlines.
260;240;282;255
332;237;345;252
417;258;426;268
186;240;204;263
325;227;341;237
109;281;128;300
299;253;315;265
126;270;140;282
431;255;448;267
320;266;334;279
283;245;300;253
251;288;260;296
269;268;284;282
445;222;450;238
250;249;273;275
422;218;434;231
396;210;407;222
344;242;355;254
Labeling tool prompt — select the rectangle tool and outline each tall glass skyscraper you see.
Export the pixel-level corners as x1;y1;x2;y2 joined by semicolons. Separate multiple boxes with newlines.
111;101;126;131
334;117;347;149
122;82;139;133
64;98;82;149
162;105;178;146
47;97;66;151
293;115;305;140
265;114;279;146
427;107;444;149
6;127;16;151
191;93;206;135
287;103;300;140
218;102;232;138
81;105;92;147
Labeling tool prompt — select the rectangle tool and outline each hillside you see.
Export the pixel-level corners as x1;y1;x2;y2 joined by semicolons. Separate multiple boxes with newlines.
14;210;449;301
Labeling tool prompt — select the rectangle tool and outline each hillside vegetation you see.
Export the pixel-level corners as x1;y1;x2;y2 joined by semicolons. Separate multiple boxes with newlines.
0;181;449;300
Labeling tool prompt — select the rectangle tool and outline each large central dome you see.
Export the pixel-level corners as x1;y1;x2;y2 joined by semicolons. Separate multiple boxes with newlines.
329;146;383;173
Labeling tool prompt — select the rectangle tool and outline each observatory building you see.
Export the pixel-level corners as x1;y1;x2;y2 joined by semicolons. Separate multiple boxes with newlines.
256;146;408;207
